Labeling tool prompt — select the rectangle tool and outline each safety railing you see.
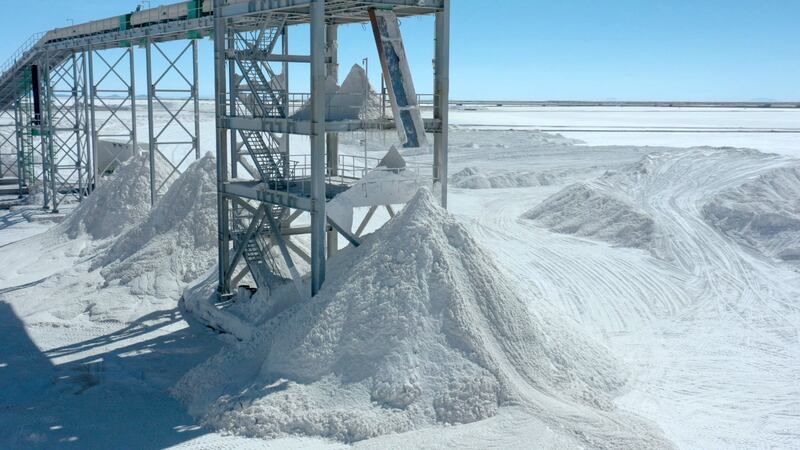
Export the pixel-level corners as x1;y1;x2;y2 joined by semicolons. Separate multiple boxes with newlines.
286;153;432;198
229;92;437;122
0;32;45;82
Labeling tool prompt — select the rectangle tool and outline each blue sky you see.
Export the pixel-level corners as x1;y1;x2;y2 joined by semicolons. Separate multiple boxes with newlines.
1;0;798;101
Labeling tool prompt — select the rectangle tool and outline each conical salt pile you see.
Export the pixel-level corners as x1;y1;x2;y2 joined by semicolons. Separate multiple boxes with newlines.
59;152;171;240
95;154;217;297
175;188;670;448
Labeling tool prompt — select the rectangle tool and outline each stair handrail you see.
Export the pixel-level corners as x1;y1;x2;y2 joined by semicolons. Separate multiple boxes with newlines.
0;31;46;81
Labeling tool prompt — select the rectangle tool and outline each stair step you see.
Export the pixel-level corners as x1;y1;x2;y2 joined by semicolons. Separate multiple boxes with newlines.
0;177;19;186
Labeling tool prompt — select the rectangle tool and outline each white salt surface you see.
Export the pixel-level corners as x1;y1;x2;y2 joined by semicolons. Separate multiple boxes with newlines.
2;105;800;449
449;106;800;157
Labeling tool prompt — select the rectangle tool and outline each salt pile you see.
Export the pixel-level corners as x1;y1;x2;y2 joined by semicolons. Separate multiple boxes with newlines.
59;152;171;240
703;165;800;261
175;188;670;447
451;166;559;189
293;64;381;121
94;154;217;297
523;182;656;249
452;129;585;147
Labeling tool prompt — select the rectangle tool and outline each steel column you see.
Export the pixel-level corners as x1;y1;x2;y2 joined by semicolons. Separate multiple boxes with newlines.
81;51;92;195
227;32;237;179
214;0;232;296
87;49;98;192
14;99;25;197
434;0;450;208
325;23;339;257
72;53;85;199
44;53;56;211
129;49;138;157
192;39;201;159
310;0;326;295
145;40;157;206
281;25;290;184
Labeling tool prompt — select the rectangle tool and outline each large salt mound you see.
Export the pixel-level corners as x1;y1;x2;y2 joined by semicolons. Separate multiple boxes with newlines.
703;165;800;262
94;154;217;297
175;189;670;448
523;182;656;249
59;152;171;240
451;166;559;189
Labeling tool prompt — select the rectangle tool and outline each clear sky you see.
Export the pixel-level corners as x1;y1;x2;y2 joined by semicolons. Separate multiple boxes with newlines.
1;0;798;101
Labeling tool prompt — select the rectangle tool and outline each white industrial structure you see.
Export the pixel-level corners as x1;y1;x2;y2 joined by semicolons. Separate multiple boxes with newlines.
0;0;450;299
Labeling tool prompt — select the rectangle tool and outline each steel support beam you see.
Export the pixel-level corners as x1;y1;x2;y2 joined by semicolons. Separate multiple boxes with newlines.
214;0;232;296
309;0;326;295
325;23;339;257
13;99;25;197
33;62;50;209
433;0;450;208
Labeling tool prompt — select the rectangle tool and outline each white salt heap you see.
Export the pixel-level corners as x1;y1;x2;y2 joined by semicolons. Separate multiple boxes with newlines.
523;182;657;249
59;152;171;240
292;64;381;121
94;154;217;297
451;166;559;189
703;165;800;261
174;188;670;448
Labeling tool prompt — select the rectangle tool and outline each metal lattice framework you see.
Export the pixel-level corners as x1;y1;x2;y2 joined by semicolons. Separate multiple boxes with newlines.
41;52;91;210
223;14;306;299
0;0;449;301
145;39;202;204
16;88;40;191
214;0;449;299
0;108;18;180
88;48;138;182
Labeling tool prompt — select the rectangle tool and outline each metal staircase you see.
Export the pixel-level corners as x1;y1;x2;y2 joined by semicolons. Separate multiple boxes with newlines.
232;204;288;293
227;14;297;294
239;130;286;187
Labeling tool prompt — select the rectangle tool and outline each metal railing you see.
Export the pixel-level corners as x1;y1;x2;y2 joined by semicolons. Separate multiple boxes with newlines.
286;153;432;198
0;32;45;81
229;92;437;121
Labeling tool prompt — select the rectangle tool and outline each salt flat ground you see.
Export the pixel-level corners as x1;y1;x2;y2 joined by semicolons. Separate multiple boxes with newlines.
0;105;798;448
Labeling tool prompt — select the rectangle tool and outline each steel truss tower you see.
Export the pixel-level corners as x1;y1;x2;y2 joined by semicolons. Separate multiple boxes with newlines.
1;74;40;198
39;51;92;211
213;0;450;299
145;39;202;204
16;83;40;195
88;48;138;185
